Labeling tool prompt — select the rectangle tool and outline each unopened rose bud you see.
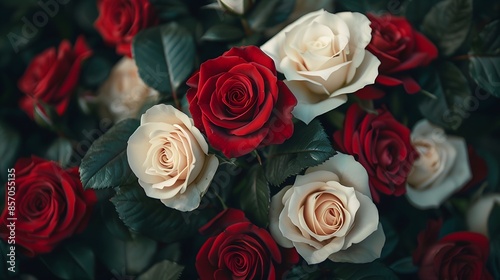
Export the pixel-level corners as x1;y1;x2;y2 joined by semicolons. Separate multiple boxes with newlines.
217;0;254;15
466;194;500;237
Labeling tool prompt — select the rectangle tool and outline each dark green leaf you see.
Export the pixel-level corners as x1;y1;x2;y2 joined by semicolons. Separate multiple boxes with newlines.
235;165;270;228
488;203;500;237
469;57;500;98
245;0;280;31
390;257;418;274
79;119;139;189
100;200;131;240
201;25;244;42
264;119;335;186
132;23;195;95
421;0;472;56
418;62;471;130
266;0;297;26
111;185;212;243
153;242;182;263
489;238;500;279
40;242;95;280
284;262;322;280
137;260;184;280
80;55;113;89
45;138;73;168
471;20;500;56
404;0;436;26
149;0;190;21
331;261;399;280
0;120;20;184
380;218;399;259
160;22;196;91
336;0;394;13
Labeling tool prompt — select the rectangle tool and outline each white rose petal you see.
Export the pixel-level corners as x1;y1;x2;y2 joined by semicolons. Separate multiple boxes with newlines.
406;120;472;209
95;57;159;123
466;194;500;237
261;10;380;124
127;104;219;212
269;153;384;264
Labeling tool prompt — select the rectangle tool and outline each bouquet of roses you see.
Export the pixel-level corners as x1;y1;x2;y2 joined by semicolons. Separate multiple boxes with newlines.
0;0;499;279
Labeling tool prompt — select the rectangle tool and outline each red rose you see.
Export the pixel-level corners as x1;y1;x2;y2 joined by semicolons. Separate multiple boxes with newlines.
187;46;297;158
196;208;299;279
94;0;159;57
414;220;493;280
0;157;97;256
333;104;417;202
357;14;438;98
18;36;92;119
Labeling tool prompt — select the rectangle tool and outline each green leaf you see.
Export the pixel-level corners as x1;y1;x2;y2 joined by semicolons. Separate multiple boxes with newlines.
380;218;399;259
390;257;418;274
235;165;270;228
0;120;20;184
201;24;244;42
488;203;500;237
471;20;500;56
421;0;473;56
404;0;437;26
111;185;212;243
80;55;112;89
45;138;73;168
489;238;500;279
418;62;471;130
469;57;500;98
137;260;184;280
40;242;95;280
331;261;399;280
245;0;280;31
149;0;190;21
79;119;139;189
132;23;195;96
264;119;335;186
266;0;297;26
284;262;322;279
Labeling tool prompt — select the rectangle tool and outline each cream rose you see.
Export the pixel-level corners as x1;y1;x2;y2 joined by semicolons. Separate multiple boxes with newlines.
127;104;219;212
406;120;472;209
466;194;500;237
261;10;380;124
95;57;159;123
269;153;385;264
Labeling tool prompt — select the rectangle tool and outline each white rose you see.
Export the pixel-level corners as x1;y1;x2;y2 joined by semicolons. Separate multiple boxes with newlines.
261;10;380;124
96;57;159;123
406;120;472;209
127;104;219;212
466;194;500;237
269;153;385;264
